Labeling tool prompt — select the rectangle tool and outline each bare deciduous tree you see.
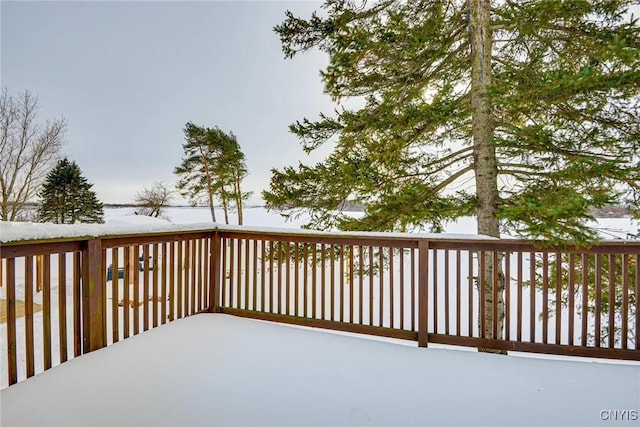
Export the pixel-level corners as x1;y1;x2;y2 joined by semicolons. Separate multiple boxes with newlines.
0;88;66;221
134;181;175;218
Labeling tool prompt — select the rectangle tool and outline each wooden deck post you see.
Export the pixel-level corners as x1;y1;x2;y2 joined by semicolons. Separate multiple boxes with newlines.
209;232;222;313
418;240;429;348
82;238;105;353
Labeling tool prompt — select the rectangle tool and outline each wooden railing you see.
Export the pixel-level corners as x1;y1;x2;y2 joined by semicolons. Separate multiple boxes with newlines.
1;226;639;387
0;230;216;387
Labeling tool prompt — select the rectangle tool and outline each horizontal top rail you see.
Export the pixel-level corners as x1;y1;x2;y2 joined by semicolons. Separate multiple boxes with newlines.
1;221;639;255
0;221;218;246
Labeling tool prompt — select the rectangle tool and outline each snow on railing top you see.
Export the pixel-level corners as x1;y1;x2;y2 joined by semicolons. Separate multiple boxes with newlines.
0;218;499;244
0;220;217;243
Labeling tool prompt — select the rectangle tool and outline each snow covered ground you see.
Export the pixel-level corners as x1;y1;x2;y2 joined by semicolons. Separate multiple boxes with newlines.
2;314;639;427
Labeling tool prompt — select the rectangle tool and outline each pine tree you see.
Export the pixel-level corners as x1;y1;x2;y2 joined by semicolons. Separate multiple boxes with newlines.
38;158;104;224
174;123;250;224
266;0;640;342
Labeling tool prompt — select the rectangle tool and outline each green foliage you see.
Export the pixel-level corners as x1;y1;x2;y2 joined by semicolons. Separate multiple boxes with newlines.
174;123;250;223
38;158;104;224
266;0;640;244
528;252;637;346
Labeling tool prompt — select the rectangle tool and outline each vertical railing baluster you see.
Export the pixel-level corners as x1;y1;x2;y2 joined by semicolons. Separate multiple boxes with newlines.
112;248;119;342
132;245;140;334
635;253;639;350
468;252;474;337
277;241;283;314
260;240;266;312
321;244;326;320
399;248;405;330
348;246;354;323
122;246;134;338
444;250;449;335
479;251;485;339
418;240;429;348
236;239;242;313
244;239;250;311
170;241;177;319
176;242;183;319
340;246;345;323
492;251;499;340
455;250;461;336
621;255;629;350
6;258;17;385
555;252;562;345
269;241;274;313
542;252;549;344
43;254;52;369
302;243;309;317
161;242;168;324
568;254;575;346
312;244;318;320
529;251;536;343
581;253;589;346
25;256;35;378
191;239;197;314
73;252;82;357
411;248;416;332
58;252;68;362
330;245;335;322
389;248;394;328
608;253;616;349
293;243;300;316
184;240;191;316
142;245;150;331
517;252;523;342
378;247;384;328
595;254;602;347
504;252;511;342
284;242;296;315
433;250;438;334
252;239;258;311
229;239;235;310
220;238;226;309
152;243;159;326
204;238;210;311
369;247;374;326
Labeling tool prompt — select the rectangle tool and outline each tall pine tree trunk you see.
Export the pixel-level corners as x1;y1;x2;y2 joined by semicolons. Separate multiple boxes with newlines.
220;184;230;225
198;148;217;223
469;0;505;350
234;170;243;226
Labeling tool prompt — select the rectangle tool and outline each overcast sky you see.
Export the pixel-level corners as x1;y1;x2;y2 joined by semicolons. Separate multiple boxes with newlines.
2;0;333;204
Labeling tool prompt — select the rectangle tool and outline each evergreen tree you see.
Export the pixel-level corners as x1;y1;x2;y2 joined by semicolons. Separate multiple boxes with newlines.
175;123;250;224
265;0;640;342
38;158;104;224
219;132;251;225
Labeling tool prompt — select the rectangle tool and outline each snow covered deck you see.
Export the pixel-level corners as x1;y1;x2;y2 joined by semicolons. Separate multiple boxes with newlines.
2;314;639;427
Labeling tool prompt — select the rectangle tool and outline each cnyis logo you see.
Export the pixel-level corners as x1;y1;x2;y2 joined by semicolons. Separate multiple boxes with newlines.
599;409;639;421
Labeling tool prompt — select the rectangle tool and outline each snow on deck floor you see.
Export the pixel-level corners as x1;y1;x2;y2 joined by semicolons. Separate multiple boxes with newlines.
1;315;639;427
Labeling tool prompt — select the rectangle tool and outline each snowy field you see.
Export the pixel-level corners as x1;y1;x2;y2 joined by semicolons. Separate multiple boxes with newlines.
2;314;639;427
111;205;639;239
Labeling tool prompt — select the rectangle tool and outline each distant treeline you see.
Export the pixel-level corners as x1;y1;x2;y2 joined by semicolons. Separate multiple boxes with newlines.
14;202;632;218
